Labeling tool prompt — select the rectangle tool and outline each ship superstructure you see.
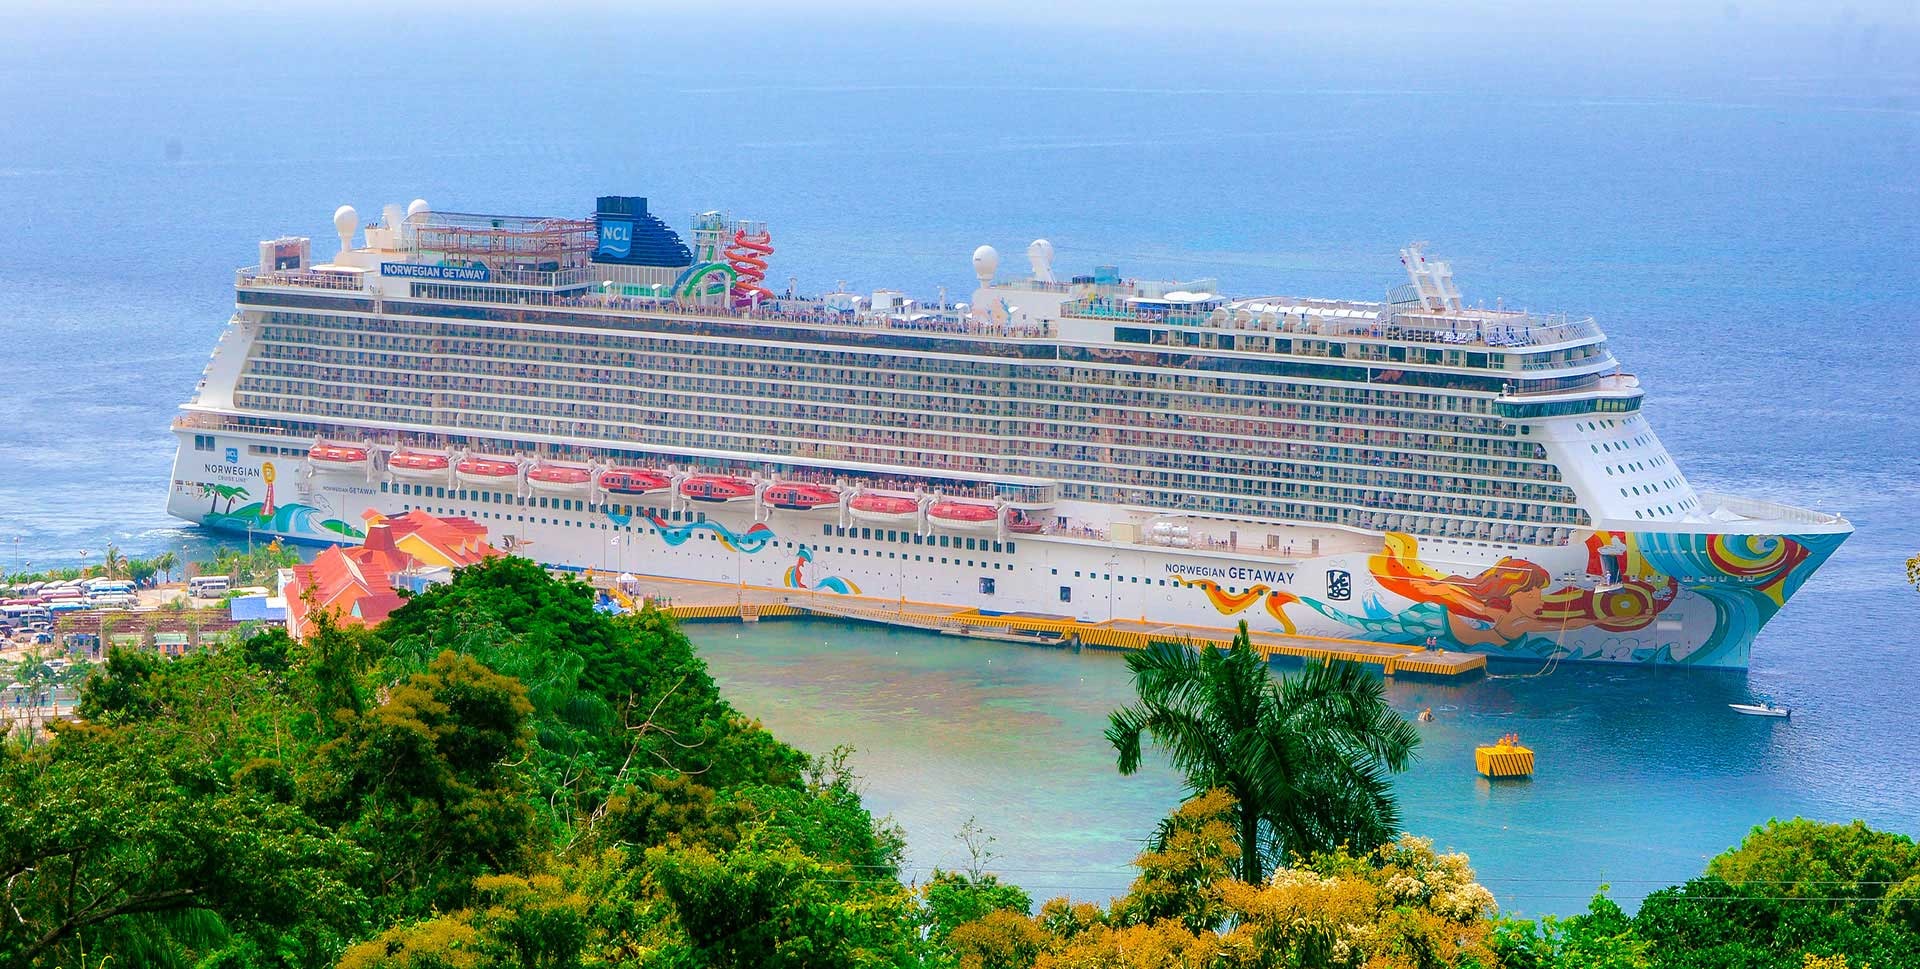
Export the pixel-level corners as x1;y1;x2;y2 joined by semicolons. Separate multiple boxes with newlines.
167;195;1850;667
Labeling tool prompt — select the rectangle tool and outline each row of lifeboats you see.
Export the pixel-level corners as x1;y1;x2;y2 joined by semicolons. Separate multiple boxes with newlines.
311;443;1044;533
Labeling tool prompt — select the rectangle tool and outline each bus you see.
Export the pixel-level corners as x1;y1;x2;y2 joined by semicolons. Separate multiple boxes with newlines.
188;576;231;598
85;578;136;596
0;604;51;624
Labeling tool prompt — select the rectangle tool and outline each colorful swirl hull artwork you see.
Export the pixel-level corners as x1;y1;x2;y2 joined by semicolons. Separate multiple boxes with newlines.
638;511;775;553
171;453;1836;668
782;545;861;596
194;471;366;542
1174;530;1843;667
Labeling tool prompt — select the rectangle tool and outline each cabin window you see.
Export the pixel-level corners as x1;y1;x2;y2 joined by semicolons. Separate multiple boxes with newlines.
979;578;995;595
1059;586;1072;602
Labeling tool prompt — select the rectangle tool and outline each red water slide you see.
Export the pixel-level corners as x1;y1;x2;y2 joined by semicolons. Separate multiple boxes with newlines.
725;227;774;307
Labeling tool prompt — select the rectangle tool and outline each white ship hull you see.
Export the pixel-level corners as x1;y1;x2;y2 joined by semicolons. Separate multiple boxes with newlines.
166;434;1844;668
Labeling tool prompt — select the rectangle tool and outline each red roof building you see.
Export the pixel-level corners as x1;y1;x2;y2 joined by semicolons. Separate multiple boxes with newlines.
284;511;500;638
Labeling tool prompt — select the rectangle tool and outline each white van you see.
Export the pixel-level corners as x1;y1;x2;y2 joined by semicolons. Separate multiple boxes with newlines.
188;576;231;598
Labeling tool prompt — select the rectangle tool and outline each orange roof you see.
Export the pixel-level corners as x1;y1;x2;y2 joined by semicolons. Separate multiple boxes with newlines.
285;511;499;637
359;509;499;572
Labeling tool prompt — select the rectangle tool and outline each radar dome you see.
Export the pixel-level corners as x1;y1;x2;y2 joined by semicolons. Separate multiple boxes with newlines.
332;205;358;255
971;245;999;285
406;198;431;223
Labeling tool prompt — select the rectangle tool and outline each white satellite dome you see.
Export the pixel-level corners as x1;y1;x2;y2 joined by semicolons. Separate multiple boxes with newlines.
406;198;431;222
332;205;358;255
971;245;999;284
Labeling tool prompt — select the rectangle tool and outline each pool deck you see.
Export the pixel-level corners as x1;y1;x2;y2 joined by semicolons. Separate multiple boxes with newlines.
595;573;1486;678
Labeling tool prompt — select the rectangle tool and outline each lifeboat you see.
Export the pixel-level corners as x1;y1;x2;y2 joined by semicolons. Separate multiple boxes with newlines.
929;500;999;532
455;456;520;489
527;462;593;496
848;493;919;524
680;474;755;502
387;450;450;480
599;467;672;496
763;482;841;512
1005;510;1044;535
308;442;370;473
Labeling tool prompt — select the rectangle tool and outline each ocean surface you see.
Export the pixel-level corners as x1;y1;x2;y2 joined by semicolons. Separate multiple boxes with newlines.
1;5;1913;917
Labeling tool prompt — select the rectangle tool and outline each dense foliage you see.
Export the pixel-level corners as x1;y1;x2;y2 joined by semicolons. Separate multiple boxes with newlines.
1;557;912;967
1106;621;1421;882
2;556;1912;968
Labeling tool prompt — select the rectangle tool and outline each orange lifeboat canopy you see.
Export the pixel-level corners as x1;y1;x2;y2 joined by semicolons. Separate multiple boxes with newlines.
847;493;920;523
764;483;841;510
929;500;996;523
849;493;918;515
600;467;672;495
456;458;518;478
681;474;756;502
309;443;370;465
389;451;450;471
528;464;592;485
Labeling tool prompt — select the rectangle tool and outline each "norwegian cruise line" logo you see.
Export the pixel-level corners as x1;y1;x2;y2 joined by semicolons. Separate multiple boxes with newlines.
596;220;633;258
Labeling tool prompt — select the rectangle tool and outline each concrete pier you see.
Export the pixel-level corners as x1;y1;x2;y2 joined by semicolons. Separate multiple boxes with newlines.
596;573;1486;677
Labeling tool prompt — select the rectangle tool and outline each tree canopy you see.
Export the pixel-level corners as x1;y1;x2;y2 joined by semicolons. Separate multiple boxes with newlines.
1106;621;1420;882
3;556;1912;969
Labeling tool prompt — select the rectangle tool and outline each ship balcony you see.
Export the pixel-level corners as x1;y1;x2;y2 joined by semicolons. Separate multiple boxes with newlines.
1067;296;1601;352
1494;373;1644;420
1107;516;1382;561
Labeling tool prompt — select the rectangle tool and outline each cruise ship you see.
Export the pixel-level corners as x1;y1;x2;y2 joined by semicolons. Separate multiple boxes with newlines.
167;195;1850;667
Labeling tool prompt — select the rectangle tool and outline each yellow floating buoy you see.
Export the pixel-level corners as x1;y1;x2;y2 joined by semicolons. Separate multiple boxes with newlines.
1475;733;1535;779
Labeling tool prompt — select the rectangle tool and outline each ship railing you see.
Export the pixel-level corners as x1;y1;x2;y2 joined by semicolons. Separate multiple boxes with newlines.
1695;492;1847;527
1495;372;1640;398
478;266;595;288
236;266;368;292
560;293;1057;340
1062;296;1602;349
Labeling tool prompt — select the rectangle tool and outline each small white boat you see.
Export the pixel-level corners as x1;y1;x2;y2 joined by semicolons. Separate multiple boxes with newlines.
1729;702;1790;718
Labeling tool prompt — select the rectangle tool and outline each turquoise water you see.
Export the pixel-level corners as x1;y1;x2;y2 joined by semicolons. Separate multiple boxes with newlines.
0;6;1914;916
695;618;1902;916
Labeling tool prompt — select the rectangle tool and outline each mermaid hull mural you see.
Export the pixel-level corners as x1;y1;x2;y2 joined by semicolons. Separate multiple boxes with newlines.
1169;530;1845;668
168;441;1842;668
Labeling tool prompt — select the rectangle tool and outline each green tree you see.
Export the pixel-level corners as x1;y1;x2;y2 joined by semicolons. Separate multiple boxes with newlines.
1495;892;1650;969
1106;622;1420;882
305;650;536;918
102;542;126;579
1709;817;1920;917
1109;789;1241;933
127;555;160;587
923;870;1031;948
0;725;365;968
648;832;923;969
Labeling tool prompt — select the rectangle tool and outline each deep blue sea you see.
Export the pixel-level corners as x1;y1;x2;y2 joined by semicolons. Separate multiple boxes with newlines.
1;4;1913;916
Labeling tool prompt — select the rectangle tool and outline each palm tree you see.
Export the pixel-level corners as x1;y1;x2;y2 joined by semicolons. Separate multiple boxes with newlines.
153;551;178;583
1107;621;1420;884
102;543;125;579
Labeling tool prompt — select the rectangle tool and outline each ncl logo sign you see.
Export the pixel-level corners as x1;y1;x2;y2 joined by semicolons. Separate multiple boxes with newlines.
597;220;633;258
